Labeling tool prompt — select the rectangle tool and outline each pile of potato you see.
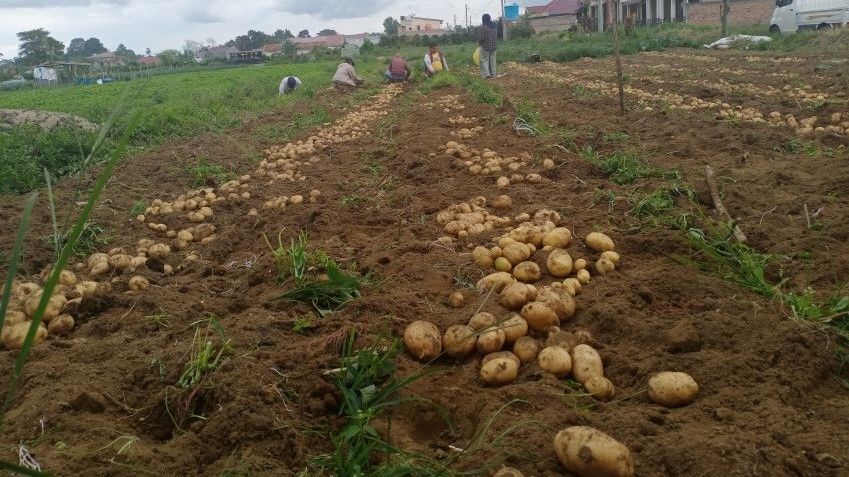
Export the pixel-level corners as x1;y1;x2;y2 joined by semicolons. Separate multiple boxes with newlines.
448;115;477;126
425;94;466;113
435;197;514;238
440;142;552;188
261;190;320;210
450;126;485;139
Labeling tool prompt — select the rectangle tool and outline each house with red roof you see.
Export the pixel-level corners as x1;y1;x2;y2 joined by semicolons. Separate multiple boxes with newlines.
526;0;582;31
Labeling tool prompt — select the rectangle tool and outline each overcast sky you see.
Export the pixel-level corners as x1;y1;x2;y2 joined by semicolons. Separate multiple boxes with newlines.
0;0;548;58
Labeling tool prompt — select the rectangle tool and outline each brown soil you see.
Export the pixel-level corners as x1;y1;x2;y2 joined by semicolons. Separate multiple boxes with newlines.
0;108;98;131
1;48;848;476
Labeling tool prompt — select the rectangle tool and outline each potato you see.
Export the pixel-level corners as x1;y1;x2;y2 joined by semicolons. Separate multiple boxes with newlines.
48;314;75;336
538;346;572;377
553;426;634;477
576;269;591;285
563;278;582;296
513;336;540;363
496;176;510;188
596;258;615;275
546;249;573;278
404;320;442;361
536;288;576;321
128;276;150;292
647;372;699;407
472;246;494;268
476;272;515;293
585;376;615;401
108;254;133;271
3;310;27;327
448;292;465;308
469;312;497;331
502;242;531;265
494;257;512;272
58;270;77;287
499;282;535;310
24;291;67;321
601;251;621;265
521;302;559;331
573;258;587;271
585;232;615;252
90;261;111;277
500;315;528;344
543;227;572;248
480;352;520;385
493;467;524;477
442;325;477;358
1;321;48;350
513;261;541;283
87;252;109;269
477;326;506;354
571;344;604;384
492;195;513;210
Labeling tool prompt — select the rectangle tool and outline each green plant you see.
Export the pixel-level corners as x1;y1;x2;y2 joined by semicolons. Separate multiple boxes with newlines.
594;151;680;185
292;314;316;333
147;313;170;328
777;139;819;157
591;189;618;212
44;221;108;258
514;99;549;135
603;131;630;143
129;201;147;217
187;158;232;186
630;184;696;218
176;317;232;390
686;226;775;296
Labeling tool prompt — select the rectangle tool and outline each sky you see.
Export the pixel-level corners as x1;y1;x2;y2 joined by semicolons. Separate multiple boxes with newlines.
0;0;548;59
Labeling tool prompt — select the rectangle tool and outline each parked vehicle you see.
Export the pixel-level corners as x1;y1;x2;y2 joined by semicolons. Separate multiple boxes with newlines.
770;0;849;34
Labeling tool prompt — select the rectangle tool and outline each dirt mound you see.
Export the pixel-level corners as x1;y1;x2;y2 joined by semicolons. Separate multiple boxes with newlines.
0;108;98;132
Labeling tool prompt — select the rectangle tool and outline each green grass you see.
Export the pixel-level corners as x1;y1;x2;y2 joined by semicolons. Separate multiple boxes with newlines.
630;184;696;219
256;106;331;143
583;148;681;185
776;139;820;157
187;158;233;186
147;313;170;328
176;317;232;390
418;71;502;106
43;221;109;258
514;99;550;135
129;201;147;217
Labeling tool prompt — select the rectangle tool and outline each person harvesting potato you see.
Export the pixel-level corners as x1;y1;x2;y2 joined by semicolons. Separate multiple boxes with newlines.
333;58;364;91
478;14;498;79
278;76;301;95
423;43;449;78
385;53;411;83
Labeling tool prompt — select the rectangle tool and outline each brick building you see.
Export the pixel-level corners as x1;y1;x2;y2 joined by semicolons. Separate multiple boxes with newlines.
687;0;775;26
527;0;582;32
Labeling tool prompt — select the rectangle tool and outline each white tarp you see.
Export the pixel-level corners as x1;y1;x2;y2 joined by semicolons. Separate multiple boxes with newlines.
704;35;773;49
33;67;58;81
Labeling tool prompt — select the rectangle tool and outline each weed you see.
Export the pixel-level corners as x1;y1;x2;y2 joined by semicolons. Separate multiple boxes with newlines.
630;184;696;218
147;313;170;328
187;158;232;186
452;265;479;289
603;131;630;143
777;139;819;157
151;358;168;379
687;226;775;296
365;161;385;176
44;221;109;258
573;84;597;98
592;151;681;185
292;314;316;333
129;201;147;217
591;189;618;212
557;129;579;152
514;99;550;135
177;318;232;389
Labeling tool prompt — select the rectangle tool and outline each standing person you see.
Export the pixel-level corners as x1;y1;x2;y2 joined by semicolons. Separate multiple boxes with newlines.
332;58;363;91
278;75;301;95
385;53;411;83
423;43;449;77
478;13;498;79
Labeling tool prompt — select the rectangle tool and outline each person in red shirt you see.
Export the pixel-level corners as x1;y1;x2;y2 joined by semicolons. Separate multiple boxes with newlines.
384;53;411;83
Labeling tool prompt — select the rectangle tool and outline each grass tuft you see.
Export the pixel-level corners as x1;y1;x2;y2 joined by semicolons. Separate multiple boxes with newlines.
44;221;108;258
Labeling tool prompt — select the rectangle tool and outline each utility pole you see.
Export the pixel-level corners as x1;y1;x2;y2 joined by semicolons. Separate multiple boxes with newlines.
501;0;508;41
466;4;470;27
597;0;604;32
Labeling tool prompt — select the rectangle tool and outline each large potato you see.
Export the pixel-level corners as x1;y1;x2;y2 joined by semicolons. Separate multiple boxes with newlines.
543;227;572;248
521;302;559;331
571;344;604;384
595;258;615;275
601;251;621;265
513;261;541;283
536;288;576;321
499;315;528;344
493;467;524;477
648;372;699;407
499;282;536;310
24;291;67;321
476;272;515;293
546;249;573;278
404;321;442;362
553;426;634;477
469;312;497;331
502;242;531;265
585;232;615;252
480;352;520;385
1;321;48;350
513;336;540;363
442;325;477;358
538;346;572;377
3;310;27;327
472;246;494;268
47;314;75;336
477;326;506;354
584;376;615;401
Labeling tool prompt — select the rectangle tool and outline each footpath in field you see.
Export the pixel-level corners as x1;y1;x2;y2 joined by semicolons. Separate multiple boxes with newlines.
2;49;849;476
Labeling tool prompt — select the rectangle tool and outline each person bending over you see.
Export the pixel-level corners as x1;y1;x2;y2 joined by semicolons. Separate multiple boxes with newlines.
385;53;411;83
424;43;449;78
278;76;301;94
333;58;364;91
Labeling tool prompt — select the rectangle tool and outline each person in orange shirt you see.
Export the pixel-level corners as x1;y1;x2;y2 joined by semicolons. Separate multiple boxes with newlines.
423;43;449;78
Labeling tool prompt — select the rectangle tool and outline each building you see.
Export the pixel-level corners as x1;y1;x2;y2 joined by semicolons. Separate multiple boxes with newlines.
228;49;263;61
585;0;771;27
137;55;161;66
687;0;775;26
398;16;446;35
88;52;125;68
527;0;582;31
195;45;238;62
292;35;346;54
262;43;282;57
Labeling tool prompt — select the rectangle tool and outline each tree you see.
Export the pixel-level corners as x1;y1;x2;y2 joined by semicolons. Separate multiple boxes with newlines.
158;49;182;66
205;38;217;47
66;37;86;57
720;0;730;36
281;38;298;58
317;29;338;36
115;43;137;62
16;28;65;65
361;38;375;52
274;29;294;40
383;17;400;35
183;39;203;57
82;37;107;56
246;30;273;49
298;29;310;38
145;47;151;56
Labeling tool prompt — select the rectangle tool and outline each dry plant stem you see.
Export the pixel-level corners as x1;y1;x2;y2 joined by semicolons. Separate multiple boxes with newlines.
803;203;811;230
705;165;747;243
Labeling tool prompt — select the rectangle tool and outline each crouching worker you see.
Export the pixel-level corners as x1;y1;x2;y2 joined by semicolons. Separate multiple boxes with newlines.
333;58;364;91
278;76;301;95
424;43;448;77
384;53;411;83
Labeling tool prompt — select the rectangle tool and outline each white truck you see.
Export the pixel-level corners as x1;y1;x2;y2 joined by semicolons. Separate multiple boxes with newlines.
770;0;849;34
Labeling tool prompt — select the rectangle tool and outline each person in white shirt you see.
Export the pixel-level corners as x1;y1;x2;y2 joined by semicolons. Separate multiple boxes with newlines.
332;58;364;91
424;43;449;78
279;76;302;95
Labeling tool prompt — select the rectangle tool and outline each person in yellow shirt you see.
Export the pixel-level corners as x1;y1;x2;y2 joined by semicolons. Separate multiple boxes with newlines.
423;43;449;78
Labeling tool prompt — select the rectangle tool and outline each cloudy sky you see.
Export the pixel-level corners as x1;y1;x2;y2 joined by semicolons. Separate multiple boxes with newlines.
0;0;547;58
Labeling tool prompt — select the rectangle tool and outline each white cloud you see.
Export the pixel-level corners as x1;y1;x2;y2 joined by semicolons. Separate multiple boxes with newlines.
273;0;394;19
181;5;224;23
0;0;129;6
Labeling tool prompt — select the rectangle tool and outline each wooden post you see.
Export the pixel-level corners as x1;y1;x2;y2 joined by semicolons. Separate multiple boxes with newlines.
720;0;730;36
609;0;626;116
501;0;509;40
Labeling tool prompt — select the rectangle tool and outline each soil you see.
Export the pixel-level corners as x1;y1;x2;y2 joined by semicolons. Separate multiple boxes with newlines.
0;108;98;131
1;48;849;476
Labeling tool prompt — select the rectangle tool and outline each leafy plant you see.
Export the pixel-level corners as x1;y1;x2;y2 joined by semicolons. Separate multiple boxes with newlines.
129;201;147;217
187;158;232;186
44;221;108;257
292;314;316;333
176;317;232;390
630;184;696;218
593;151;680;185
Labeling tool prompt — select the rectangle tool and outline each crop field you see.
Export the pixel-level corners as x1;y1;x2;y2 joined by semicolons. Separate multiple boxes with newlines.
1;30;849;476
